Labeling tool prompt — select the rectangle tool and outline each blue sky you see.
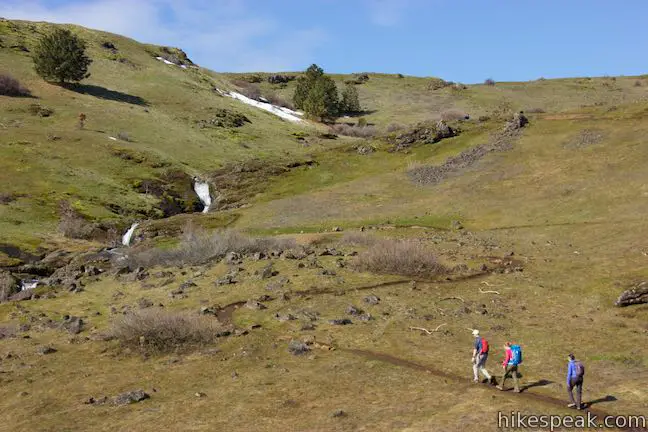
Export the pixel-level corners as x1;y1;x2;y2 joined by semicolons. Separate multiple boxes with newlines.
2;0;647;83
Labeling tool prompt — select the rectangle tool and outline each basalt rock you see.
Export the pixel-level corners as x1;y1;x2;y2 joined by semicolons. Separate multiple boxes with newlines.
615;282;648;307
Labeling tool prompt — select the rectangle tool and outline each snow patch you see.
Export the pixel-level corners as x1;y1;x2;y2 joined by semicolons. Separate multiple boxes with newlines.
109;136;117;141
156;56;178;66
193;178;212;213
122;222;139;247
220;90;304;123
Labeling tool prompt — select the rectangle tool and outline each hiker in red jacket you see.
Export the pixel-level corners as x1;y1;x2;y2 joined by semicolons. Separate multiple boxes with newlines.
497;342;521;392
471;329;496;385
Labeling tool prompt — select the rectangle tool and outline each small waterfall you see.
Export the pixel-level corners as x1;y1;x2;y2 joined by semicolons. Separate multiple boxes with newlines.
122;222;139;246
21;279;39;291
193;178;212;214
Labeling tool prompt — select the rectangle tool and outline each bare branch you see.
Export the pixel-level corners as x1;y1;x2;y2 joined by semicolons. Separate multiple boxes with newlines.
409;324;447;334
434;323;447;332
479;287;500;295
409;326;433;335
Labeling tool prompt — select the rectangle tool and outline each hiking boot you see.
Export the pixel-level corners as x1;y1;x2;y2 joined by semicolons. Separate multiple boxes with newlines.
513;388;521;393
489;376;498;386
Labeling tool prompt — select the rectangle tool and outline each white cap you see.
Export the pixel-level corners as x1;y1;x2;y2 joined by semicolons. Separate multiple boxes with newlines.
472;329;480;336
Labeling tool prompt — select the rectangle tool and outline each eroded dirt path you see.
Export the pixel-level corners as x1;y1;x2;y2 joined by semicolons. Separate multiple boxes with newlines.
343;349;646;432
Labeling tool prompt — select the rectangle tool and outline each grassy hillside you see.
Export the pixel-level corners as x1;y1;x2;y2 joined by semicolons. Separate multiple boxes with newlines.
1;19;647;432
0;19;316;251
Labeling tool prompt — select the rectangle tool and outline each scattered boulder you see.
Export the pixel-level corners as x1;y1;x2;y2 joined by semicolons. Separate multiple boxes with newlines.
258;263;277;279
288;340;310;355
179;280;197;290
363;295;380;305
329;318;352;326
357;313;373;322
200;306;218;315
0;271;20;302
137;298;154;309
60;316;84;334
389;120;456;152
113;390;150;405
615;282;648;307
84;396;109;405
275;313;296;322
331;409;347;418
37;346;57;355
506;111;529;131
225;252;242;265
245;300;267;310
320;269;337;276
346;305;364;316
214;274;237;286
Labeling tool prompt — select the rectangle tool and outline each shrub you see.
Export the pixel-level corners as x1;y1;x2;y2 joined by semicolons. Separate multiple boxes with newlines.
0;73;31;96
33;28;92;84
110;309;223;353
397;73;404;79
340;83;361;114
121;227;297;268
27;104;53;117
58;200;94;239
525;107;546;113
303;75;339;121
329;123;377;138
340;232;377;246
440;109;469;121
386;123;405;132
634;80;642;87
294;64;340;120
353;239;448;278
264;92;295;110
484;78;496;86
236;83;261;100
357;117;367;127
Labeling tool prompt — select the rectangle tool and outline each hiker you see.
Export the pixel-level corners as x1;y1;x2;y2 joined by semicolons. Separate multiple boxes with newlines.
567;353;585;409
497;342;522;392
471;329;495;385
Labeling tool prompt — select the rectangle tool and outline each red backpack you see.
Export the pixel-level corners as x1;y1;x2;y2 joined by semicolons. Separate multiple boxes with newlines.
481;338;489;354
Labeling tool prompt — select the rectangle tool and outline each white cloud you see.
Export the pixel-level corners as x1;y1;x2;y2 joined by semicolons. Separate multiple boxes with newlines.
0;0;327;72
365;0;414;27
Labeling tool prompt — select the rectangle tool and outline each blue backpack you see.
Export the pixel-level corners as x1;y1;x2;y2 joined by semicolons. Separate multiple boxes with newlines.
510;345;523;366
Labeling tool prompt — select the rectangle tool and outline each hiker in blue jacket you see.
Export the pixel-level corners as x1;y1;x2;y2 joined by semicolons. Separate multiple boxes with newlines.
567;353;585;409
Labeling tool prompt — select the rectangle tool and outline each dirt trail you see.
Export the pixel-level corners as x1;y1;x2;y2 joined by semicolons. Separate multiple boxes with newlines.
217;299;645;431
343;349;646;432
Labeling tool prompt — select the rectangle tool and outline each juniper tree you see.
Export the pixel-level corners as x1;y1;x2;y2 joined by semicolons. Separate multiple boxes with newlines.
33;29;92;84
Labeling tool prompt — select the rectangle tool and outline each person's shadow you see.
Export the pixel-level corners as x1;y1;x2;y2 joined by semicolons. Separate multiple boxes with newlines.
585;395;617;408
520;379;553;392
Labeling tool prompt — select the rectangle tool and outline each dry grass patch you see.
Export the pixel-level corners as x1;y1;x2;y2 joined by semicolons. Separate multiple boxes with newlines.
110;309;224;354
353;239;448;278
